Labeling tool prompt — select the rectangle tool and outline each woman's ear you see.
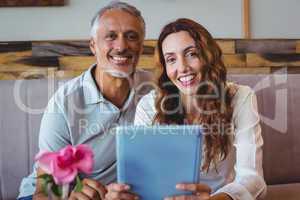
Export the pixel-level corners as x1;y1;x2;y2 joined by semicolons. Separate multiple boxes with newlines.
90;38;96;55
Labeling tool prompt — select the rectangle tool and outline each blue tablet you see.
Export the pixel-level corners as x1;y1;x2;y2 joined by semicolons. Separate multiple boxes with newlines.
116;125;203;200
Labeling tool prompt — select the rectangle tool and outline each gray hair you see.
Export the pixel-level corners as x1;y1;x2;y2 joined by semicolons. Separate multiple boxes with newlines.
90;1;145;38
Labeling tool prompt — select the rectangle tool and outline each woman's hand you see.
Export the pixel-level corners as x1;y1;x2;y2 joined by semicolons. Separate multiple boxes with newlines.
69;178;107;200
164;183;211;200
105;183;139;200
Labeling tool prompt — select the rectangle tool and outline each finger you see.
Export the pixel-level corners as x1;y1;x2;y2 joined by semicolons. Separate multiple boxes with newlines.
81;184;100;200
197;193;210;200
105;191;139;200
176;183;211;194
82;178;107;199
69;191;90;200
164;195;199;200
107;183;131;192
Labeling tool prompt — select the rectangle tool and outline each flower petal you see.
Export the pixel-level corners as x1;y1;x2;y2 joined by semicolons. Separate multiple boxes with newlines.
74;145;94;174
35;151;58;174
52;160;78;185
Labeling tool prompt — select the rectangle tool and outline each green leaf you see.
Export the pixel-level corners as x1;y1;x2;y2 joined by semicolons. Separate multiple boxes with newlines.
37;174;53;182
74;176;83;192
51;183;62;197
37;174;53;196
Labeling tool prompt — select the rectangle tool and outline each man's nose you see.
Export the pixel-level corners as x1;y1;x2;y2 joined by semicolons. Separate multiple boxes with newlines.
115;37;128;52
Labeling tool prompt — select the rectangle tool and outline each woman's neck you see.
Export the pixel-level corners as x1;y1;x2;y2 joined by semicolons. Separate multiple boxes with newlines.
181;94;199;124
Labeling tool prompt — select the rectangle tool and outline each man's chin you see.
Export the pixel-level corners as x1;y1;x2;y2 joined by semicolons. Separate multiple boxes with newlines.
104;68;135;79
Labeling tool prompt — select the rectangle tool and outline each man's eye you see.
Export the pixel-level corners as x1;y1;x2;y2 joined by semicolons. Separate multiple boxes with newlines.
106;33;117;40
126;32;139;41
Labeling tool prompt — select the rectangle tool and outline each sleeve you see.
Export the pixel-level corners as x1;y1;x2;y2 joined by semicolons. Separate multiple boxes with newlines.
38;95;71;152
134;91;157;126
214;88;267;200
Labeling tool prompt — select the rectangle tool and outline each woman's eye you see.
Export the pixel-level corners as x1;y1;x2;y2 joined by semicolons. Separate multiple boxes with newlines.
186;51;198;58
166;57;176;64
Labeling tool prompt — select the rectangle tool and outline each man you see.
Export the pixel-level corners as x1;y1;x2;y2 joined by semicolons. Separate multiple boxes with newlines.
18;1;149;199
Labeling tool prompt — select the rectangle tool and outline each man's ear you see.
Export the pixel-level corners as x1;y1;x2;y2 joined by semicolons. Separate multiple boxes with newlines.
90;38;96;55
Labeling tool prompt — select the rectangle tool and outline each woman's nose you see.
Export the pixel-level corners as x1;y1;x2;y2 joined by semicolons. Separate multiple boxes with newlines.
177;57;189;73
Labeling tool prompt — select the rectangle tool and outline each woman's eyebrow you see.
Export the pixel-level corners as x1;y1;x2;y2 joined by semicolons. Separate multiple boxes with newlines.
163;45;197;56
163;52;174;57
183;45;197;53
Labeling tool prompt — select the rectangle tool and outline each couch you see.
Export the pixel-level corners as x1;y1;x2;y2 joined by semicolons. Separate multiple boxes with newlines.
0;73;300;200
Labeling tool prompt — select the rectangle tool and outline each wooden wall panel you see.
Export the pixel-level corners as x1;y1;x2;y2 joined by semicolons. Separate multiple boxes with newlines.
227;67;271;74
1;39;300;80
223;54;246;67
32;41;91;57
0;0;65;7
296;41;300;53
236;40;297;54
59;56;95;71
216;40;235;54
0;42;32;53
247;53;300;67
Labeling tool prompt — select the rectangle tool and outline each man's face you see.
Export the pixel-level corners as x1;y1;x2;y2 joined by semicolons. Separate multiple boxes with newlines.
90;9;144;78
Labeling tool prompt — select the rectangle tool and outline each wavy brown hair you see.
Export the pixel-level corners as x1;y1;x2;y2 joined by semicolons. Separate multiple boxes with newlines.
154;18;236;172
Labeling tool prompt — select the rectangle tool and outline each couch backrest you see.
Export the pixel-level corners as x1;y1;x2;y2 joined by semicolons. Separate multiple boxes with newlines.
0;73;299;200
229;74;300;185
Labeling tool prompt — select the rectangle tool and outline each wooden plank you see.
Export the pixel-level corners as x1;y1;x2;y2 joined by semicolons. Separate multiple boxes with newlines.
0;42;32;53
32;41;91;57
0;68;55;80
223;54;246;67
137;55;156;70
143;40;156;47
55;70;83;79
243;0;251;39
0;51;59;71
59;56;95;71
296;41;300;53
216;40;235;54
0;72;19;80
143;40;156;55
271;66;300;74
32;40;155;56
0;0;65;7
59;55;157;71
247;53;300;67
236;40;296;54
227;67;271;74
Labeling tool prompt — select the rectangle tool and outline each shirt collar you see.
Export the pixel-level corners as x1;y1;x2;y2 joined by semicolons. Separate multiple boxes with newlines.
83;63;105;105
82;63;135;109
120;88;135;112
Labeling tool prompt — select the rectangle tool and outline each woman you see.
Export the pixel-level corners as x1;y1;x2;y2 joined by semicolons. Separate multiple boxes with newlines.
134;18;266;200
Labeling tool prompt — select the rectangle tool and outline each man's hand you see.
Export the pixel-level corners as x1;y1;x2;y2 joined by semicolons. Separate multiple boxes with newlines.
105;183;139;200
69;178;107;200
164;183;211;200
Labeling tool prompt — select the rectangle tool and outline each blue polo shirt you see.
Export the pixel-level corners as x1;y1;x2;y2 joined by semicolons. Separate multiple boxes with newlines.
18;64;137;198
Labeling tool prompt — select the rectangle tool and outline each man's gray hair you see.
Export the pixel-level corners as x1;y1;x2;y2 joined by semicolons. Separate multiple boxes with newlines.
90;1;145;38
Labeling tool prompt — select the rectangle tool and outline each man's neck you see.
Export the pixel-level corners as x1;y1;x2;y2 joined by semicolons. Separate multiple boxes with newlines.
94;66;132;108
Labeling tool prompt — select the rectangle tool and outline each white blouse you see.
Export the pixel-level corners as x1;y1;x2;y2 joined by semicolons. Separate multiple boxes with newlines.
134;85;267;200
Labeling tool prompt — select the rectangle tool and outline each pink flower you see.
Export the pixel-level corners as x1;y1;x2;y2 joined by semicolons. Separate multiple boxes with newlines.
35;144;94;185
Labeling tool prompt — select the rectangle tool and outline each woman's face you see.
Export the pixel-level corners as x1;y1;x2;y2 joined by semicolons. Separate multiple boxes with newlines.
162;31;203;96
